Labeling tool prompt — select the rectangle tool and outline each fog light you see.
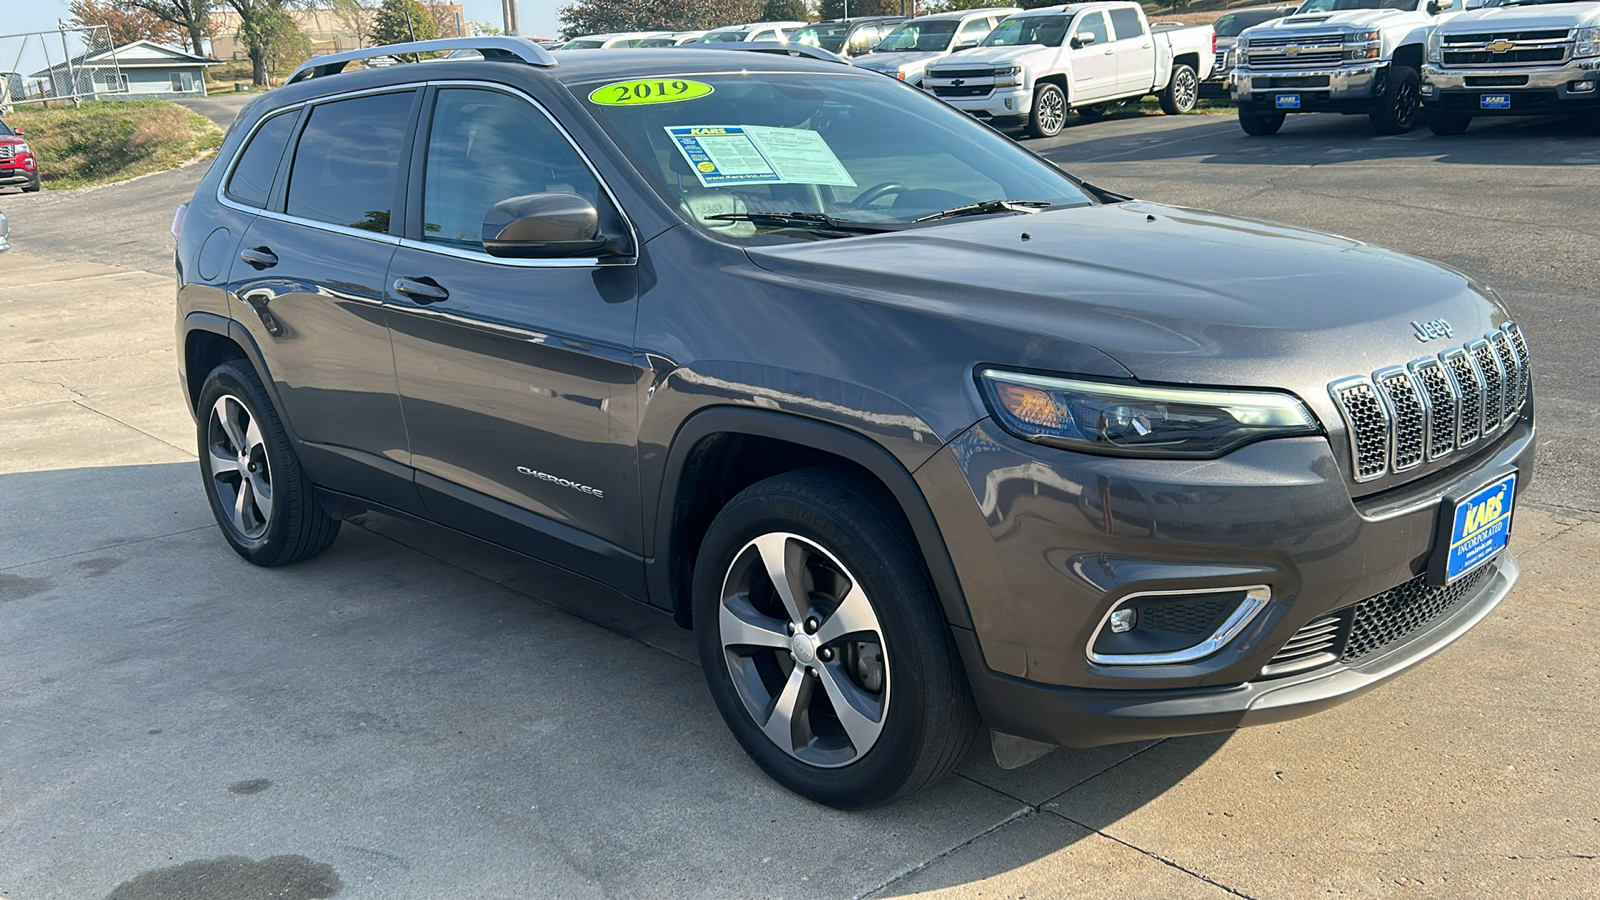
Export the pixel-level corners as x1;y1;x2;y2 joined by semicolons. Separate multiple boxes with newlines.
1108;608;1136;634
1572;80;1597;93
1004;97;1014;110
1421;83;1436;95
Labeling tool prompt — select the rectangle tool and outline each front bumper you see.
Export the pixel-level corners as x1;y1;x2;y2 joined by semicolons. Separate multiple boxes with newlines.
0;167;37;186
1234;64;1380;113
1422;63;1600;115
936;85;1033;121
918;403;1534;748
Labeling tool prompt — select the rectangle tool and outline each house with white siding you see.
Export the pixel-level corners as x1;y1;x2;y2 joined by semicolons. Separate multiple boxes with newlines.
28;40;220;101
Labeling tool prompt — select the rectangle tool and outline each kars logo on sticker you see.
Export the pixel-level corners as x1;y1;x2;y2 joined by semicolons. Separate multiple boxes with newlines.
589;79;714;106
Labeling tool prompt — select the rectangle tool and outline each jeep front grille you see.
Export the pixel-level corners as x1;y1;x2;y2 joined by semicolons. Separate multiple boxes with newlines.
1329;323;1529;483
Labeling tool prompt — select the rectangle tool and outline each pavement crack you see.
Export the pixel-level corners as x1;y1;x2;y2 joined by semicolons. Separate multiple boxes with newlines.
0;525;212;572
20;376;87;400
850;806;1037;900
70;400;195;457
1048;810;1262;900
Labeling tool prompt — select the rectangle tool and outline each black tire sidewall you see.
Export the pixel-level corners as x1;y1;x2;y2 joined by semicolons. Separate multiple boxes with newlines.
692;473;960;808
195;361;303;565
1238;109;1285;135
1373;66;1420;134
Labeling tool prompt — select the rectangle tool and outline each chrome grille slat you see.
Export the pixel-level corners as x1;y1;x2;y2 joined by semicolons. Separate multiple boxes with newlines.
1328;323;1528;484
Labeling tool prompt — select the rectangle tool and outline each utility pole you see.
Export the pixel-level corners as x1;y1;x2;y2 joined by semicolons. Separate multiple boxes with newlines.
502;0;521;36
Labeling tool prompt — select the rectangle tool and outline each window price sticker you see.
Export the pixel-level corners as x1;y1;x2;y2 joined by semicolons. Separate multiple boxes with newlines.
665;125;856;189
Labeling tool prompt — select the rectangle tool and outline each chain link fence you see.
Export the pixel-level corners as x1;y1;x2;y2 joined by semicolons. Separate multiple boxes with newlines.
0;25;124;111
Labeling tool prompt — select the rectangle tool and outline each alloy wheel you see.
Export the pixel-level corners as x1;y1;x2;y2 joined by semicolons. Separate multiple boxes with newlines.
1038;88;1065;135
206;394;273;540
1174;68;1198;111
1394;79;1418;128
717;532;890;768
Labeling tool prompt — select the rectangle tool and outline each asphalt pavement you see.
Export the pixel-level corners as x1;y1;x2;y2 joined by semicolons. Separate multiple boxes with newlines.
1;107;1597;899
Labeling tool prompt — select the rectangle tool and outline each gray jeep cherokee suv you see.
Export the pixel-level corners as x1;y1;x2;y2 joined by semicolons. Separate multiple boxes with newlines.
174;37;1535;808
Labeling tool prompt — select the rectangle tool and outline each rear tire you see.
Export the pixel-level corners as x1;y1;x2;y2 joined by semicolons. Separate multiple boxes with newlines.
1427;111;1472;135
1370;65;1421;135
196;360;340;567
692;468;980;809
1238;109;1286;135
1159;64;1199;114
1027;82;1067;138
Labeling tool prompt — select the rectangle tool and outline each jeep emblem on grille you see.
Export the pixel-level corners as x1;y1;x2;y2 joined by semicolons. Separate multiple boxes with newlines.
1412;318;1454;342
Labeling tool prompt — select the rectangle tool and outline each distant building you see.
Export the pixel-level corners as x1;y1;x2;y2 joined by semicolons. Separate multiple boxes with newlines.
209;4;467;60
27;40;220;101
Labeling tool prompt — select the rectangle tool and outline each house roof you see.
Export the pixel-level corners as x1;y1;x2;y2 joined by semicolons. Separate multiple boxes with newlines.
29;40;221;77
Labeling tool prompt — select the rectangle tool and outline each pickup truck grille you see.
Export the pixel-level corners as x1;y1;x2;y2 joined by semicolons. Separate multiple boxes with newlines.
1214;48;1231;72
1244;33;1344;69
1440;31;1570;67
931;85;993;98
929;68;996;79
1329;323;1529;484
0;145;13;160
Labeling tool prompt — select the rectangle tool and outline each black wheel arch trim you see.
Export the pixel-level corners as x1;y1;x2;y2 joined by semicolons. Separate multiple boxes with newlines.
181;311;306;446
646;406;975;632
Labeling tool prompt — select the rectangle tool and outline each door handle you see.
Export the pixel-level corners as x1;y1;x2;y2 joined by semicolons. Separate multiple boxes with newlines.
1142;43;1151;49
239;246;278;269
1104;49;1114;55
393;276;449;304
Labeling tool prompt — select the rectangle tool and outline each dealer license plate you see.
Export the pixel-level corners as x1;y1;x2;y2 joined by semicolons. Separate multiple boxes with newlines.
1480;94;1512;110
1275;93;1301;109
1442;472;1516;583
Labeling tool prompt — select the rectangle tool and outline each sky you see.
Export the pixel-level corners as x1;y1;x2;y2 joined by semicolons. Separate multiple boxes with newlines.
4;1;566;47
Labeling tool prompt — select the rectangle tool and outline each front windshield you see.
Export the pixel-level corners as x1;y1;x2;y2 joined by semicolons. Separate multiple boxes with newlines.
1294;0;1417;11
700;30;748;43
635;37;676;47
580;72;1091;243
981;16;1069;48
1485;0;1588;6
1213;11;1287;36
563;39;605;49
792;24;850;51
874;20;959;52
0;121;12;137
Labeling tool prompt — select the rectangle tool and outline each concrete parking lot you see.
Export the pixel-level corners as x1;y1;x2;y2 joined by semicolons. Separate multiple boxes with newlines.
2;110;1598;899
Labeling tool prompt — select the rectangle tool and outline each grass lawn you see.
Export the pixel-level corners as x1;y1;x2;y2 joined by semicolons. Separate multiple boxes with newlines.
5;100;224;190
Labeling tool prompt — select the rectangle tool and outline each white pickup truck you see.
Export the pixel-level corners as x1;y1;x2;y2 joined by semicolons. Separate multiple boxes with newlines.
1422;0;1600;134
1231;0;1460;136
923;2;1215;138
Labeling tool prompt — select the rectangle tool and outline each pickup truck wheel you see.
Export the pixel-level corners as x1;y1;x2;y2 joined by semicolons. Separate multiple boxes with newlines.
1238;109;1286;135
1027;83;1067;138
196;361;340;567
1159;64;1199;114
1370;66;1421;135
692;468;980;809
1427;112;1472;136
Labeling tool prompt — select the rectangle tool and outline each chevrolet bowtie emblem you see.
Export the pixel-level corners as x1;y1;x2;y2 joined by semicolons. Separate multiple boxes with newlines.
1284;44;1301;54
951;78;966;86
1487;39;1516;53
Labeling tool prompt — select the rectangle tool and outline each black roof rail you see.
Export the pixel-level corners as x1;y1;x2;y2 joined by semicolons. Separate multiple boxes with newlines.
286;36;557;85
672;41;851;65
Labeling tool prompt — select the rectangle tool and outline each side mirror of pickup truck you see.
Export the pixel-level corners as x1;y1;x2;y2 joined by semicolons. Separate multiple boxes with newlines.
1070;32;1097;49
954;40;979;50
1426;0;1455;12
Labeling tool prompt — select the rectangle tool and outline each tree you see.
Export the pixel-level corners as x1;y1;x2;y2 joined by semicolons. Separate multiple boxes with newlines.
122;0;214;55
468;19;504;36
328;0;375;49
558;0;760;38
817;0;899;17
69;0;187;46
424;1;462;37
226;0;298;86
761;0;809;21
371;0;439;46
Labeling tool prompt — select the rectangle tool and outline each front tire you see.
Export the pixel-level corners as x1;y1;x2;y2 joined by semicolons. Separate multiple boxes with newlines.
1027;82;1067;138
22;173;41;193
692;468;980;808
1238;109;1286;135
1370;65;1421;135
1159;64;1199;114
1427;111;1472;135
196;360;339;567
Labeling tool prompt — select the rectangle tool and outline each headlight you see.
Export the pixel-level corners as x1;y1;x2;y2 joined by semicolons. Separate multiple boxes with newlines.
994;65;1023;88
1349;30;1380;43
979;369;1321;458
1427;32;1443;64
1576;26;1600;59
1345;30;1381;60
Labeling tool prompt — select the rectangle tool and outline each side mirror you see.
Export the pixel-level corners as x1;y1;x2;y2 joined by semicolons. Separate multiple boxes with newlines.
12;127;22;135
1070;32;1096;49
955;40;979;50
482;192;612;259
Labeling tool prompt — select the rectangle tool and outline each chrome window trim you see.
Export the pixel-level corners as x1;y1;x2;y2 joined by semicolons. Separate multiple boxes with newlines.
1330;375;1391;483
1086;585;1272;667
213;80;639;269
217;103;305;210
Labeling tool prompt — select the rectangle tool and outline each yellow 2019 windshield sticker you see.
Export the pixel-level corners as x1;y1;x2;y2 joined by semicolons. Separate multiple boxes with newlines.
588;79;714;106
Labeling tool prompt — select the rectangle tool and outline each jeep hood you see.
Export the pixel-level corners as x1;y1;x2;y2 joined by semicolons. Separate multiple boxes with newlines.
1437;5;1600;31
743;202;1507;395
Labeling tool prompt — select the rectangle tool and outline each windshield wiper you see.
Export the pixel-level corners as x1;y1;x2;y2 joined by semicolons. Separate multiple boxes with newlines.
706;212;904;234
914;199;1055;223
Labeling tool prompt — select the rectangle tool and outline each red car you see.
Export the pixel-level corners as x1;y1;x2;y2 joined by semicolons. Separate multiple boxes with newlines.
0;118;40;193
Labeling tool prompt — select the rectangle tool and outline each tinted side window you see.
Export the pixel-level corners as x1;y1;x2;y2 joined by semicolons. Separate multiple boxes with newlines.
1076;12;1109;45
285;90;414;233
957;18;991;43
225;111;297;208
1109;9;1145;40
422;88;601;251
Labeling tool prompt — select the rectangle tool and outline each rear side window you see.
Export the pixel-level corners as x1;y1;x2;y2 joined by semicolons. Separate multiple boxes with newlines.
1109;8;1145;40
421;88;601;251
286;90;414;233
225;111;297;208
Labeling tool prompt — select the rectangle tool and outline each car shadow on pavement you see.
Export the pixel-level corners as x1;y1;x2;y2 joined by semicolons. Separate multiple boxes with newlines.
2;461;1231;898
